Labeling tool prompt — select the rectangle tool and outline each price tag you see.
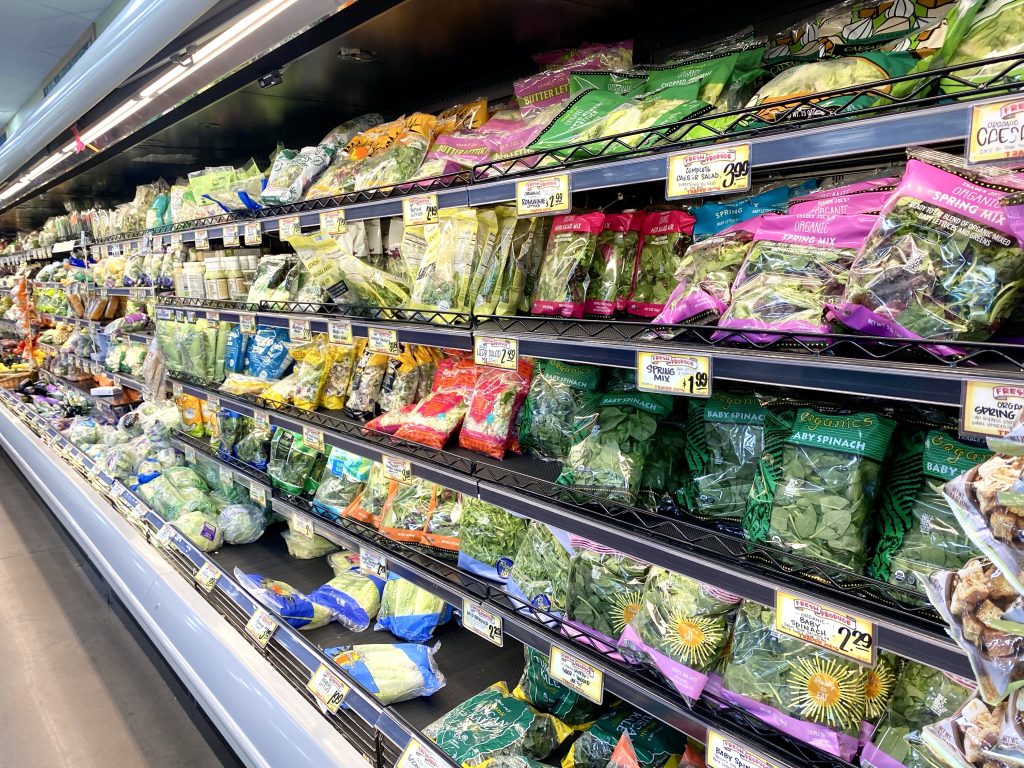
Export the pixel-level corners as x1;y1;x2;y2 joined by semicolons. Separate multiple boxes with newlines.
170;232;183;246
382;454;412;484
100;286;108;299
184;447;197;464
222;224;240;247
254;410;270;431
245;608;278;649
154;523;177;550
207;394;220;412
327;319;353;345
293;514;315;540
289;317;311;341
775;591;876;666
474;336;519;370
194;561;220;593
112;374;122;389
705;730;784;768
244;222;262;245
157;307;173;321
515;173;571;217
462;599;503;646
174;309;186;324
960;380;1024;438
402;194;439;226
279;216;301;238
396;739;446;768
172;382;183;398
360;547;388;579
319;209;346;235
249;482;267;508
195;229;210;250
206;310;220;323
302;426;324;453
667;143;751;199
239;313;257;334
968;98;1024;164
548;645;604;704
306;664;350;713
367;327;399;355
219;466;234;488
636;351;712;397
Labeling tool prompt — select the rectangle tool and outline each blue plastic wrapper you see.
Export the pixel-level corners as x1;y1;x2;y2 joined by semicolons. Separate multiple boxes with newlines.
234;567;331;630
224;324;249;374
692;186;792;240
375;575;452;642
244;327;292;379
324;643;446;705
309;571;384;631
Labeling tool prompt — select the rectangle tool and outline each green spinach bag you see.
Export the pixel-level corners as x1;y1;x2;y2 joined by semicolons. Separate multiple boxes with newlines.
507;523;575;621
638;417;688;515
869;430;990;597
684;393;768;524
518;360;601;462
513;646;603;727
268;429;322;495
745;407;896;573
562;707;685;768
458;498;530;583
424;683;572;767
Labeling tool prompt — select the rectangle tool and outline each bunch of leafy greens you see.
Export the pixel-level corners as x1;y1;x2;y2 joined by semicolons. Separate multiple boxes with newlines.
638;418;688;514
268;429;323;496
565;547;650;643
562;707;685;768
508;523;574;616
458;498;530;581
518;360;601;462
424;683;570;766
513;646;604;727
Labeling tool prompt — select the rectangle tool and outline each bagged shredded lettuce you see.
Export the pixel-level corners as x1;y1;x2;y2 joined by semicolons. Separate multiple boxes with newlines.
458;498;530;582
326;643;446;705
531;212;605;318
234;568;332;630
627;209;696;318
281;528;338;559
309;571;384;631
375;575;452;642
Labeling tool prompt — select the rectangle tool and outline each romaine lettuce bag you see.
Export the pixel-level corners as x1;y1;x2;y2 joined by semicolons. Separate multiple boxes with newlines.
519;360;601;462
531;212;605;318
711;601;866;759
409;208;479;314
745;407;896;572
937;0;1024;95
862;660;974;768
869;430;990;596
375;574;452;642
652;216;761;325
925;558;1024;705
715;213;875;343
326;643;445;705
837;149;1024;354
234;568;332;630
618;567;741;701
562;707;685;768
585;212;641;317
627;209;696;318
309;571;383;631
614;212;646;312
507;523;576;621
683;393;768;523
513;646;604;727
425;682;572;766
458;498;530;582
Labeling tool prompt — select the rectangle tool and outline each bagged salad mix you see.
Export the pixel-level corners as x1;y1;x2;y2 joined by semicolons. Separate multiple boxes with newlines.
585;212;642;317
393;356;482;449
424;682;572;767
378;477;435;544
513;646;604;728
837;148;1024;354
459;359;535;459
936;0;1024;95
518;359;601;462
375;574;452;642
715;214;875;343
268;429;322;496
326;643;445;705
321;338;362;411
869;429;990;597
562;707;685;768
507;523;576;620
421;486;462;551
458;498;530;582
309;572;384;631
627;209;696;318
234;568;332;630
746;405;896;573
343;462;395;528
313;447;373;520
531;212;604;318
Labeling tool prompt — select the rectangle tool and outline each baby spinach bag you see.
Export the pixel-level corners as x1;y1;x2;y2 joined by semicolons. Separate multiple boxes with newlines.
513;647;603;728
518;359;601;462
684;393;768;524
638;417;688;515
458;498;530;582
562;707;685;768
268;429;322;495
507;523;575;621
869;430;990;597
745;407;896;573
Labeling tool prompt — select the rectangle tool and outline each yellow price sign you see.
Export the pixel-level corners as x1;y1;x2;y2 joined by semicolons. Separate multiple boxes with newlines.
222;224;240;247
194;229;210;250
515;174;571;217
245;608;278;649
194;561;220;593
402;194;439;226
548;645;604;704
636;351;711;397
319;209;346;234
473;336;519;370
775;591;876;666
279;216;301;238
243;222;262;245
307;664;350;713
968;98;1024;164
328;320;353;345
667;143;751;200
302;426;325;453
368;327;400;355
960;380;1024;438
382;454;413;484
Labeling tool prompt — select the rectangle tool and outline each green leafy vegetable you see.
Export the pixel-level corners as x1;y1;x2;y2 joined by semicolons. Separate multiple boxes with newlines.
563;707;685;768
508;523;574;617
458;498;530;581
518;360;600;462
565;546;650;647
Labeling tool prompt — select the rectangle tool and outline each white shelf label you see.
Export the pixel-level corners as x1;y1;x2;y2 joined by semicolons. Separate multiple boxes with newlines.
775;591;875;667
254;410;270;431
319;209;346;234
706;730;783;768
244;222;262;246
289;317;311;341
302;426;324;453
667;143;751;199
245;608;278;649
474;336;519;370
307;664;350;713
222;224;240;247
293;514;315;540
402;194;439;226
515;173;571;217
360;547;387;579
279;216;301;238
367;327;399;355
636;351;711;397
462;599;503;646
195;229;210;250
548;645;603;704
206;310;220;323
154;524;177;550
184;446;197;464
239;313;257;334
249;482;267;508
961;380;1024;437
206;394;220;412
219;466;234;488
382;454;412;484
328;320;353;345
396;739;446;768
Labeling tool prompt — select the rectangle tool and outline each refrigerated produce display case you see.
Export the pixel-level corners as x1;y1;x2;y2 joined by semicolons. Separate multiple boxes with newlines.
4;0;1024;766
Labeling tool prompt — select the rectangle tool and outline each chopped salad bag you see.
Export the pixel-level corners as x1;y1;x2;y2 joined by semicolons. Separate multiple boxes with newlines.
618;567;741;702
683;393;768;525
585;212;641;317
507;523;576;622
837;148;1024;354
313;447;374;520
518;359;601;462
531;212;605;318
459;359;535;459
715;213;875;343
309;571;384;631
563;540;650;660
375;574;452;642
652;216;761;326
325;643;445;705
869;429;990;598
458;497;530;582
424;682;572;767
234;568;332;630
344;345;390;419
513;646;604;728
711;601;866;760
745;406;897;573
627;209;696;318
562;707;685;768
322;339;363;411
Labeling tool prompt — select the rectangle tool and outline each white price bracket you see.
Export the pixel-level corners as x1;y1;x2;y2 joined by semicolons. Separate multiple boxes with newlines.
279;215;301;238
222;224;240;247
515;173;571;217
961;380;1024;438
396;739;446;768
293;514;315;540
239;313;257;334
328;319;353;345
289;317;311;341
319;209;346;234
382;454;413;484
360;547;388;579
705;730;783;768
194;229;210;250
245;608;279;649
667;143;751;200
548;645;604;704
153;523;177;550
462;599;503;646
367;327;400;355
194;561;220;593
307;664;350;713
302;426;324;453
244;221;262;245
249;481;267;508
402;194;439;226
474;336;519;370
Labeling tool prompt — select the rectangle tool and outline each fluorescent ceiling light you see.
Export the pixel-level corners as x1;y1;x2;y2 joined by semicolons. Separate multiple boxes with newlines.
0;178;32;201
140;0;298;99
24;149;73;181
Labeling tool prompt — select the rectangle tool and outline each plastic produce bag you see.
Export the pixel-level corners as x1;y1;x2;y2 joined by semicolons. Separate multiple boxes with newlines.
326;643;445;704
563;707;685;768
838;148;1024;353
870;430;990;596
421;487;462;552
377;346;420;413
378;477;434;543
245;327;292;380
175;511;223;552
344;345;389;419
531;212;604;318
508;523;576;619
288;335;332;410
495;216;550;316
619;567;741;701
518;360;601;462
310;571;384;631
343;463;394;528
354;114;436;191
234;568;331;630
375;575;452;642
683;393;768;523
321;340;362;411
424;682;572;767
937;0;1024;95
746;406;896;573
268;429;322;495
627;210;697;318
458;498;530;582
281;529;338;560
585;212;642;317
327;550;361;576
261;145;333;205
313;447;373;519
218;504;269;545
513;646;604;727
459;360;534;459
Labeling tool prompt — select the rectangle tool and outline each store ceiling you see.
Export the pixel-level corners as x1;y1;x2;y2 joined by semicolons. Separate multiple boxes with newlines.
0;0;113;129
0;0;835;235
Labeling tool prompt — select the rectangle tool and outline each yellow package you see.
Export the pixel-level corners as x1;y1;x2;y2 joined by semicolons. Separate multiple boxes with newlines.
262;372;299;409
220;373;275;396
176;394;205;438
322;338;364;411
409;208;478;314
289;334;333;411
